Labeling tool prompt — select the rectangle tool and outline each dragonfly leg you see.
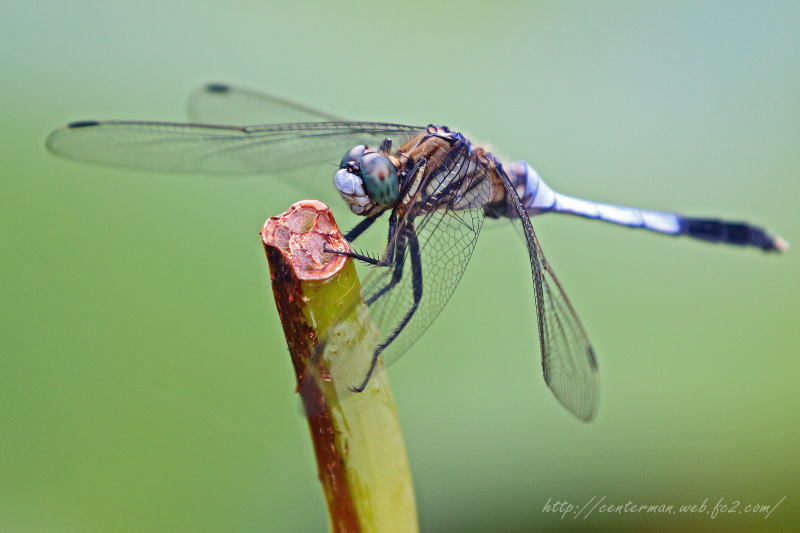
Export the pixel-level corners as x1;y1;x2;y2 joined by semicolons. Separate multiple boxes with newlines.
400;157;425;186
344;212;384;242
326;209;401;267
351;225;423;392
328;249;382;266
365;231;408;306
324;211;392;265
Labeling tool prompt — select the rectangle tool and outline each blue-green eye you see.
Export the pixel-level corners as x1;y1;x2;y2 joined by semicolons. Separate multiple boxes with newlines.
359;152;399;205
340;145;367;168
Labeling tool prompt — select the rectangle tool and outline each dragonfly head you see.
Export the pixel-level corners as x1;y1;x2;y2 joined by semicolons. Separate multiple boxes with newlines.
335;145;400;215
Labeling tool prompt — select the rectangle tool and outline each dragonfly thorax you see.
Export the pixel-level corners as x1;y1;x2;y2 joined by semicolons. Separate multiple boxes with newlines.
335;145;400;216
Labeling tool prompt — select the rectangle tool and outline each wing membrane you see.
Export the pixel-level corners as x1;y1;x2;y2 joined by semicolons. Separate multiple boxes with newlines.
317;140;492;387
46;120;423;175
499;168;600;421
187;82;343;124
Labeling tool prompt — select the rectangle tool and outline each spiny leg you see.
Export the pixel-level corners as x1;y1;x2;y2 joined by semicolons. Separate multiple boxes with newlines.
324;212;389;266
366;230;408;306
326;209;399;267
351;224;423;392
344;211;384;243
330;249;382;266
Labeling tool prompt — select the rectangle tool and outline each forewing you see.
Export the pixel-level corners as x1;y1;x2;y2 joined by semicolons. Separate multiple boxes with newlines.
46;120;423;175
187;82;343;124
499;169;600;421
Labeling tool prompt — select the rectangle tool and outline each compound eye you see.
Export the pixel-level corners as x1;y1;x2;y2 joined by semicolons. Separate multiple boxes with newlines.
359;152;399;205
340;145;367;168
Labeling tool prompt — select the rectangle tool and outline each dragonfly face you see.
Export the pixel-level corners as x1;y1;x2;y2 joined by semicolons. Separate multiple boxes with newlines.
335;144;401;215
44;82;787;422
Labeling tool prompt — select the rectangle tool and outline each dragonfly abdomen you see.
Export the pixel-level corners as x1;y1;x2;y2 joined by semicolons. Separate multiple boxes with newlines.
504;160;786;252
678;217;787;251
503;160;680;232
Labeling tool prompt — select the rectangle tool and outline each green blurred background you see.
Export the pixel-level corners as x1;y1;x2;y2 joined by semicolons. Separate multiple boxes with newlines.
2;1;798;531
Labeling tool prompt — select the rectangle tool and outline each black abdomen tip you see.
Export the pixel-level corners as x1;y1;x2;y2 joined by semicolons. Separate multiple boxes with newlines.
205;83;230;94
681;217;786;252
67;120;100;128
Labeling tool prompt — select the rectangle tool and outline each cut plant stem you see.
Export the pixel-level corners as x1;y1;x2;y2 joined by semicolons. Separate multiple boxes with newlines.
261;200;418;533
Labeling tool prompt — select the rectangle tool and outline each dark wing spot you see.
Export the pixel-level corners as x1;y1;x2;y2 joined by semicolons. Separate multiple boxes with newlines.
205;83;230;94
587;346;598;370
67;120;100;129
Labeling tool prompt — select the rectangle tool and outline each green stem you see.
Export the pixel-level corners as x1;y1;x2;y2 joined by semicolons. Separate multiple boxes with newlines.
261;200;418;533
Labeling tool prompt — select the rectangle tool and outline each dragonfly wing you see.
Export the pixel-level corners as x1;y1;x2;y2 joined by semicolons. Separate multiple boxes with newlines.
46;120;423;175
317;140;493;390
499;168;600;421
187;82;344;124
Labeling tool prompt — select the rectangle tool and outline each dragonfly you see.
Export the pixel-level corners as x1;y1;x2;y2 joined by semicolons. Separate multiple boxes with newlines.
46;83;787;421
